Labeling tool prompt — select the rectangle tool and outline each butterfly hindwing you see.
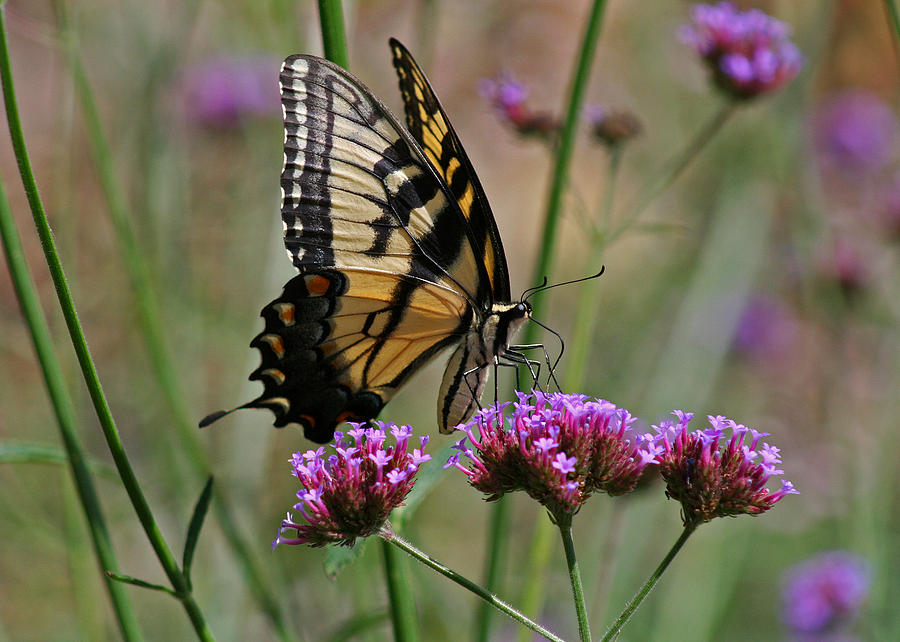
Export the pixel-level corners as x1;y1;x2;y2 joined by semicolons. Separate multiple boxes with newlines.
244;268;469;442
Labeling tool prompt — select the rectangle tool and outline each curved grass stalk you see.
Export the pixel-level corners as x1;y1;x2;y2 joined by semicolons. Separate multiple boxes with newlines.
51;3;298;637
0;8;213;639
0;175;142;641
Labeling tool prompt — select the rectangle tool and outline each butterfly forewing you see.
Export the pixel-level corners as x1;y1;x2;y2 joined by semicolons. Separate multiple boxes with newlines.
389;38;512;305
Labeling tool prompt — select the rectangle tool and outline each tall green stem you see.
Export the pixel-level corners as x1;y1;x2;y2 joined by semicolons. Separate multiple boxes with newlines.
474;496;511;641
884;0;900;60
51;5;296;637
600;524;695;642
566;102;736;393
381;538;419;642
0;8;213;639
317;0;349;69
607;102;736;246
512;5;610;639
0;179;142;641
563;147;621;390
380;528;565;642
557;516;591;642
527;0;610;312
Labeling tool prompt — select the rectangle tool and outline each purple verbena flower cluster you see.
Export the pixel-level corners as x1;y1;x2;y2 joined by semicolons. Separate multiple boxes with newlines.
273;422;431;548
781;551;870;634
479;73;560;140
446;392;657;518
680;2;803;99
652;411;797;527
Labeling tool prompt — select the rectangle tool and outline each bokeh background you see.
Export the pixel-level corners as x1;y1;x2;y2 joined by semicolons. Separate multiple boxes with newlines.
1;1;898;640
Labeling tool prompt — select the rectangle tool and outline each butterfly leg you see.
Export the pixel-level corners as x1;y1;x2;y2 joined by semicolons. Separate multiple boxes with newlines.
505;343;562;392
498;349;542;391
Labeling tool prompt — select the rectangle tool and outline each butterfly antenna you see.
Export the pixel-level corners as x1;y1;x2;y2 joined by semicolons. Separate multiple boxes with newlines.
520;276;548;302
522;267;606;304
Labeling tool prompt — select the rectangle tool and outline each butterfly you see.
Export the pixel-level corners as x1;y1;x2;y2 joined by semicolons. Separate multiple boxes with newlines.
201;39;532;443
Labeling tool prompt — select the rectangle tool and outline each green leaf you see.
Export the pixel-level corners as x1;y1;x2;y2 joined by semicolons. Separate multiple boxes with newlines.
323;538;367;580
0;441;117;480
182;476;214;590
106;572;175;596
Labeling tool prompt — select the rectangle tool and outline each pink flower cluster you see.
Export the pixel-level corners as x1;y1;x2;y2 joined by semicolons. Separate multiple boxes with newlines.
446;392;658;518
680;2;803;99
651;411;797;527
273;422;431;548
479;73;560;140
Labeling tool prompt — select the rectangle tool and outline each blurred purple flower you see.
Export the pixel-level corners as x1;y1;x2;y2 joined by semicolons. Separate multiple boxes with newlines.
733;294;797;360
273;422;430;548
446;391;654;518
652;412;797;527
680;2;803;99
180;56;280;129
479;72;560;140
813;90;898;174
782;551;870;634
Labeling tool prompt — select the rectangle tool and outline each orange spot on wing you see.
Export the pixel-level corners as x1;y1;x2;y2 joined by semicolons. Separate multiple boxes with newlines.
261;335;285;358
305;275;331;296
335;410;361;424
276;303;295;325
299;414;316;428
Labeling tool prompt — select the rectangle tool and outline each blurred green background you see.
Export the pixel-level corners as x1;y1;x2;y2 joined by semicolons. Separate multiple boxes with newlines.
1;1;897;640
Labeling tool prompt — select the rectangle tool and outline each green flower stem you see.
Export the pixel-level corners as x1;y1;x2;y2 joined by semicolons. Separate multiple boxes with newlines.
526;0;609;317
0;10;213;640
51;6;296;638
504;4;609;638
380;528;565;642
600;524;696;642
885;0;900;56
0;179;142;641
587;500;628;625
381;538;419;642
607;101;737;246
565;103;735;392
563;147;621;390
557;515;591;642
317;0;349;69
515;518;555;642
473;496;511;642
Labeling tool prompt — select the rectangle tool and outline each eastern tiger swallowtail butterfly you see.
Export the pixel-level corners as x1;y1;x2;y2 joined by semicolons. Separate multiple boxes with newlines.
201;39;531;443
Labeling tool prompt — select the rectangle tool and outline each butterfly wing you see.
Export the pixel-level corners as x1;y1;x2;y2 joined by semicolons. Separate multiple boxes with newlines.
389;39;518;432
241;53;493;442
389;38;512;305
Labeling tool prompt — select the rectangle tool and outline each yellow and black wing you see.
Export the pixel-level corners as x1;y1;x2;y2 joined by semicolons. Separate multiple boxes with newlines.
389;38;512;306
235;53;495;443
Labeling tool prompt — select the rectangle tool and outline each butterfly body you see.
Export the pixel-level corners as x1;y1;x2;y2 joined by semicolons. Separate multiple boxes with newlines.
204;40;528;443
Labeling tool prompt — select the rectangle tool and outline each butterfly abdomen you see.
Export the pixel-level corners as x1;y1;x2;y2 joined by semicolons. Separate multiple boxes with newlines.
437;302;530;433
